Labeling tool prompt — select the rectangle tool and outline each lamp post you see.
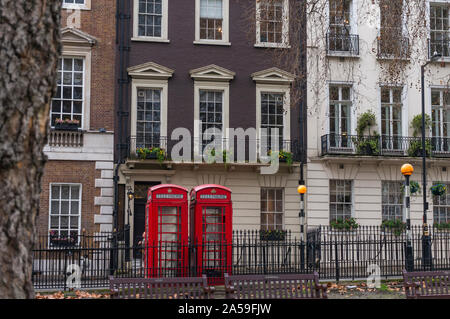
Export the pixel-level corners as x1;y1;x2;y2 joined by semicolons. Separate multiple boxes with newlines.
297;184;307;270
421;52;441;270
125;187;134;262
401;163;414;272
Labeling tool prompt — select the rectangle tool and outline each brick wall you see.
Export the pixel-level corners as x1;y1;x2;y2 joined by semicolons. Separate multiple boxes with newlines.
61;0;116;131
37;161;100;235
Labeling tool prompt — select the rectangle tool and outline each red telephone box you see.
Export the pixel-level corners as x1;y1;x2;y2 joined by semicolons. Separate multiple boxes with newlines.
190;184;232;284
144;184;189;278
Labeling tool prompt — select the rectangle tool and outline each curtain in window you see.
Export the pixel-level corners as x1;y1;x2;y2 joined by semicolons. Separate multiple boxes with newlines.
200;0;223;19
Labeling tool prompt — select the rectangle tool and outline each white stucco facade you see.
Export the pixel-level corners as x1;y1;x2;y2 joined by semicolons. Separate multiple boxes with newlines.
306;0;450;226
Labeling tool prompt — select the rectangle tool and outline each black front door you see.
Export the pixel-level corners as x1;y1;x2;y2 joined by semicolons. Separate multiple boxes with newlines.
133;182;160;258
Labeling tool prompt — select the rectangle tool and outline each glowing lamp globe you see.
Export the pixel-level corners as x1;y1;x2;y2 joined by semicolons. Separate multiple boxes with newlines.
401;164;414;176
297;185;307;194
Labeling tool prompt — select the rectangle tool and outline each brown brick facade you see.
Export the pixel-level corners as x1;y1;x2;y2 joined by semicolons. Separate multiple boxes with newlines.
37;161;101;235
61;1;116;131
36;2;117;235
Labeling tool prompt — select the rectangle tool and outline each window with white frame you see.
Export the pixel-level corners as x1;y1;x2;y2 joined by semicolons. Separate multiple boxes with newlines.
196;0;229;44
260;188;284;230
136;88;162;149
191;65;234;157
329;180;352;222
328;0;358;53
63;0;85;5
433;182;450;224
134;0;169;41
329;85;351;148
382;181;403;221
49;184;81;240
381;86;403;150
430;3;449;57
261;92;285;151
431;89;450;152
62;0;90;10
256;0;289;47
378;0;407;58
200;90;223;150
51;57;84;128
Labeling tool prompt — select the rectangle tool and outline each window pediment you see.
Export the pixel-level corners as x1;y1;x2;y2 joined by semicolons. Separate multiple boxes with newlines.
127;62;174;80
61;27;96;47
190;64;235;82
251;67;295;85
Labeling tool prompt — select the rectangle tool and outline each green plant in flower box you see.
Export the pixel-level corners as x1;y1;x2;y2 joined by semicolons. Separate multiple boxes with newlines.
137;147;166;163
268;150;293;166
381;219;406;236
330;217;359;231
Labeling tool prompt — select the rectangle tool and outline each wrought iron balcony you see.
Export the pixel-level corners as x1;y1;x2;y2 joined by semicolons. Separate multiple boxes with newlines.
326;33;359;56
126;135;303;164
428;38;449;59
321;134;450;158
377;36;410;60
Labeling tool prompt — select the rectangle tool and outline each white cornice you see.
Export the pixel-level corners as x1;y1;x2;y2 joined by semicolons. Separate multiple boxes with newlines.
127;62;174;80
61;27;97;47
190;64;235;82
251;67;295;85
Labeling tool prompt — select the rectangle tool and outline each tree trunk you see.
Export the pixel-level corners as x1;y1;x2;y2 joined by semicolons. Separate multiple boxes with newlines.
0;1;61;299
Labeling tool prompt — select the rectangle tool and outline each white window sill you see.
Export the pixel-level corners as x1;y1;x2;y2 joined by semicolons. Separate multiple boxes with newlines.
254;43;291;49
429;57;450;64
62;4;91;11
131;37;171;43
326;52;360;58
193;40;231;46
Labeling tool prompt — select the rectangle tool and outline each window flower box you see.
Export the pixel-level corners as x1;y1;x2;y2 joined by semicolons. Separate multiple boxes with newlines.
49;233;78;247
136;147;166;163
54;118;80;131
268;150;293;166
330;218;359;231
259;229;287;241
381;219;406;236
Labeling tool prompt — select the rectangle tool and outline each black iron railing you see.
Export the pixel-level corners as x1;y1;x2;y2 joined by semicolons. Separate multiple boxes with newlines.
321;134;450;158
127;136;302;164
428;37;450;59
326;33;359;56
32;227;450;289
377;36;410;59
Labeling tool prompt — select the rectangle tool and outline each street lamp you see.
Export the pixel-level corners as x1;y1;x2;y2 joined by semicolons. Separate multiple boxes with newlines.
297;184;307;270
401;163;414;271
420;51;441;269
125;187;134;262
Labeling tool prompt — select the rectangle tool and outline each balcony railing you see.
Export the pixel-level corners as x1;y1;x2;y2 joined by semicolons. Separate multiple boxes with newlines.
48;130;83;147
428;38;450;59
326;33;359;56
321;134;450;158
377;36;410;60
126;136;302;164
